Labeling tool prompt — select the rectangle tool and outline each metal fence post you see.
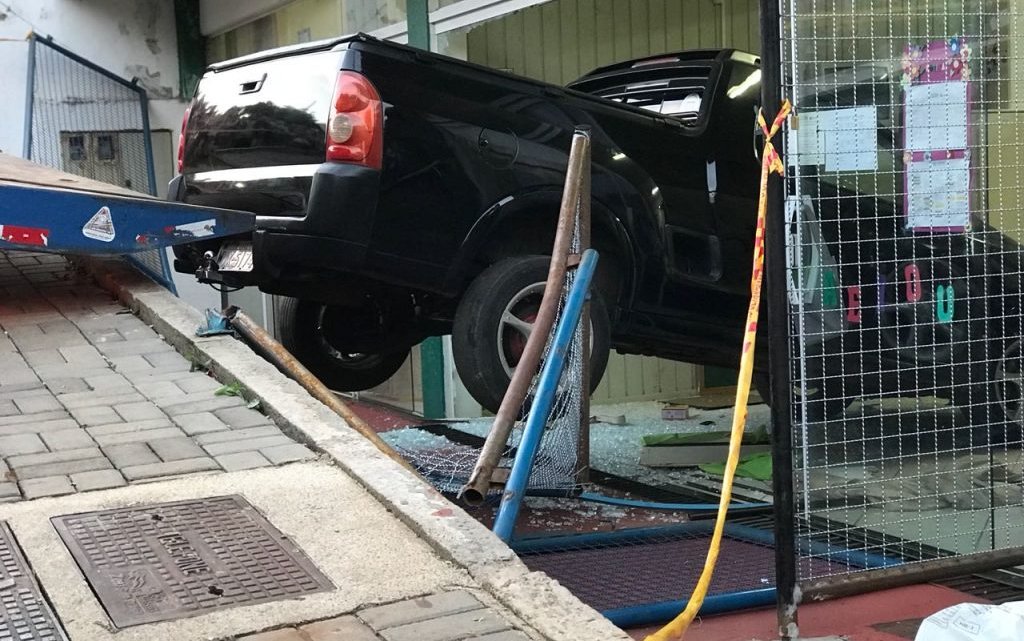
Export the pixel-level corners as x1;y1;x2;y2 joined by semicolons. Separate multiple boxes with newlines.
137;86;158;197
22;33;36;158
759;0;799;638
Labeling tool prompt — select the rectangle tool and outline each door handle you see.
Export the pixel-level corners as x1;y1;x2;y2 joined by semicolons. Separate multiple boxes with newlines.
239;73;267;94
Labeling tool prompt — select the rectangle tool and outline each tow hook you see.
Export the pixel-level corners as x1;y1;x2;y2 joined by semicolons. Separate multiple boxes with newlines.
196;250;222;285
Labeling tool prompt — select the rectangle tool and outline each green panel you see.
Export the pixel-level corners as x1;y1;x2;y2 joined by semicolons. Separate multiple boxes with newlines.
505;11;527;76
594;0;615;66
405;0;443;417
486;20;507;70
666;0;683;52
467;21;487;65
698;0;718;48
630;1;649;58
174;0;205;98
576;0;597;74
648;0;667;54
407;0;429;49
523;7;546;79
542;2;562;82
559;0;580;83
682;0;700;49
705;366;738;389
612;0;632;62
420;337;446;419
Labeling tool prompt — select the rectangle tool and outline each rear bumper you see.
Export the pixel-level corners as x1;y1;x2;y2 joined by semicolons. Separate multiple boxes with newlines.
171;162;380;283
252;230;367;282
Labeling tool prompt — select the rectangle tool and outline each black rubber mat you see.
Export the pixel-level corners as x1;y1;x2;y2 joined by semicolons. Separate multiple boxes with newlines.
0;522;68;641
52;495;333;627
516;524;847;612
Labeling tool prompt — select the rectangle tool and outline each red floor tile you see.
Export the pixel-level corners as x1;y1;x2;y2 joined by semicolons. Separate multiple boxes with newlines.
627;584;986;641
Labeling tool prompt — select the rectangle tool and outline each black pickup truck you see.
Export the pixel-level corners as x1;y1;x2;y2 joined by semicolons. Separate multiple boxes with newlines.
171;35;765;412
171;34;1022;429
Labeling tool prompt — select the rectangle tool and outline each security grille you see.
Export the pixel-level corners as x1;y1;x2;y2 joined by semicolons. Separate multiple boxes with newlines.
24;34;176;293
771;0;1024;617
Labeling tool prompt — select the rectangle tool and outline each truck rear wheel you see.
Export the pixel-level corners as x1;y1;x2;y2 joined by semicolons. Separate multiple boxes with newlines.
453;255;610;414
276;298;409;392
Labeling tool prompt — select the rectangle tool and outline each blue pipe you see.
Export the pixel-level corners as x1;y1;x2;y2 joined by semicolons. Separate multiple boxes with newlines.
493;249;600;542
602;588;777;628
578;491;770;511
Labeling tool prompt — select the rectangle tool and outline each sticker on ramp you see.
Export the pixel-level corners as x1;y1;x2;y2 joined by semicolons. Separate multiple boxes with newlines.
82;206;116;242
0;225;49;246
171;219;216;238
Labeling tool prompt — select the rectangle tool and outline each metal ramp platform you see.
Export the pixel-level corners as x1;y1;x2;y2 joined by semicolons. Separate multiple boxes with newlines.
0;154;253;254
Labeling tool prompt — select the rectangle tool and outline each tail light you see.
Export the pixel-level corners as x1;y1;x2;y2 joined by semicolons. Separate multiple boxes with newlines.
177;104;192;174
327;71;383;169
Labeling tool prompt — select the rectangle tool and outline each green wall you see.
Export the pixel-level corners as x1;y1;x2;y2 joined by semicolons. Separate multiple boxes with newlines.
466;0;761;85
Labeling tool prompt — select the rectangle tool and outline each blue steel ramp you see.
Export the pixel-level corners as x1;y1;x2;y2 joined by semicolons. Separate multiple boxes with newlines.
0;154;253;254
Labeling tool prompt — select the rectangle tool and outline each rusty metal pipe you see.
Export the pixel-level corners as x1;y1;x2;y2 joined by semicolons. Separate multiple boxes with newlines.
576;128;592;485
460;129;592;505
225;307;422;477
799;547;1024;602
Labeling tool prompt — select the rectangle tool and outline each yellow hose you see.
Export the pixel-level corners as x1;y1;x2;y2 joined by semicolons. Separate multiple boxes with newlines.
645;100;792;641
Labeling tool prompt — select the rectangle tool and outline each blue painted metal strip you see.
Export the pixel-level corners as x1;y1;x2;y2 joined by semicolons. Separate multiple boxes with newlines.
493;249;599;542
512;521;714;552
578;491;770;511
0;182;254;254
602;588;778;628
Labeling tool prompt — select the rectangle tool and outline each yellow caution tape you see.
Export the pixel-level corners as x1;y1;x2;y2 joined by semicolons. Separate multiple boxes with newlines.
645;99;792;641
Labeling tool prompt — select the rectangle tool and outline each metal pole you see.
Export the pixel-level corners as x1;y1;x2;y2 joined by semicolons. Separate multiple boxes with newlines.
493;249;599;542
22;33;36;159
226;308;424;478
577;126;592;485
405;0;429;50
461;131;591;505
801;547;1024;601
138;88;158;197
759;0;799;639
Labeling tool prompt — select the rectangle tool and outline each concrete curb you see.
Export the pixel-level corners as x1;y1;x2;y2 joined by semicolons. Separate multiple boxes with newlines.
83;257;631;641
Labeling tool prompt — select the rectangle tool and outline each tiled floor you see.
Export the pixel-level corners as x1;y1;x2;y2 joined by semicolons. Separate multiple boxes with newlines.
0;251;314;501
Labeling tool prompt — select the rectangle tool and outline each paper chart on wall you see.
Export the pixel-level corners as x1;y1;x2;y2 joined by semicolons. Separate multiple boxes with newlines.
822;106;878;172
905;156;971;229
905;81;968;151
788;112;825;167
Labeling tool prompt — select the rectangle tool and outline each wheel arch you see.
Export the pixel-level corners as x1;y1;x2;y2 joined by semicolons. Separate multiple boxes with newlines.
442;188;638;313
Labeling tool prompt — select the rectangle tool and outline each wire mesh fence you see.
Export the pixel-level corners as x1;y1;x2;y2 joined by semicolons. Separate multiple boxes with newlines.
24;34;175;292
383;184;588;498
777;0;1024;590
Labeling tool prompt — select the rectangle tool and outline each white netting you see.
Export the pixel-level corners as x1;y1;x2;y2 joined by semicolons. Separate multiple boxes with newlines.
385;201;587;496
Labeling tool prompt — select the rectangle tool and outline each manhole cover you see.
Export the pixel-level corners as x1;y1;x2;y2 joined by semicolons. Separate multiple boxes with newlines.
0;522;69;641
51;495;333;627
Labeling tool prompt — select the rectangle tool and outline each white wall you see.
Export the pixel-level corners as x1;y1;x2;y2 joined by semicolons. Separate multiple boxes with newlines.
0;0;183;166
0;0;221;310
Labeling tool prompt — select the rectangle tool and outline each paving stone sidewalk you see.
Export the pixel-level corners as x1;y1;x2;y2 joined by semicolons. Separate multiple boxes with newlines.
239;591;530;641
0;251;314;501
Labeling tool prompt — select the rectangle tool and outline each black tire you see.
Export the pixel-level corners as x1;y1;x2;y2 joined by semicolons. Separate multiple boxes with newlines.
452;255;611;414
953;339;1014;444
276;298;409;391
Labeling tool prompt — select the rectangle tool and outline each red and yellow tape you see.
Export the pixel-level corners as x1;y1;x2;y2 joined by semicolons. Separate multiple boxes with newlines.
645;99;792;641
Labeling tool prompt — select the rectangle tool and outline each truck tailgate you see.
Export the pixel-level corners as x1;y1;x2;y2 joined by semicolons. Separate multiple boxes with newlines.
183;49;342;177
